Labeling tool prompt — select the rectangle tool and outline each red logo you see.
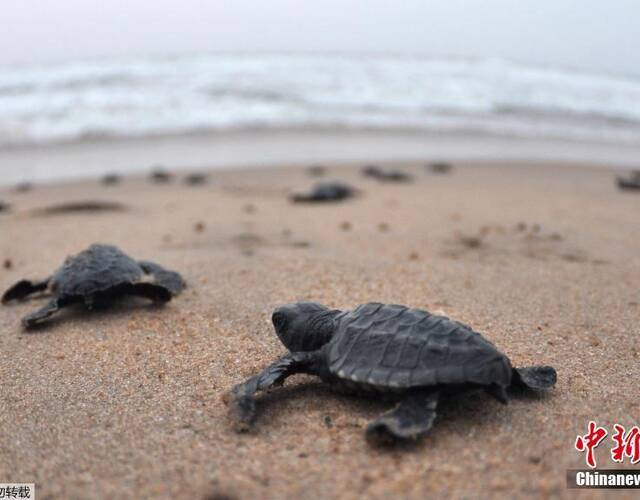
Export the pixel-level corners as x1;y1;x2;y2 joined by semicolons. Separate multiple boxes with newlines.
575;421;608;468
575;421;640;468
611;424;640;465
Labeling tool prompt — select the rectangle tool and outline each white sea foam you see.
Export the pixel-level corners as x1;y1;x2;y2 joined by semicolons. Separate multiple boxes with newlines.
2;53;640;147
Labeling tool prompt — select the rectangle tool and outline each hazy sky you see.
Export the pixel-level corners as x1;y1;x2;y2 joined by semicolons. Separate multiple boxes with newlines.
2;0;638;75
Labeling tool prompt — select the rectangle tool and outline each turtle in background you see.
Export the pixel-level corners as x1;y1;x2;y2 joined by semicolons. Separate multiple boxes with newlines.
15;182;33;193
307;165;327;177
2;244;185;328
101;173;121;186
150;167;172;183
428;162;453;174
362;165;412;182
617;170;640;191
228;302;557;445
185;172;208;186
290;182;356;203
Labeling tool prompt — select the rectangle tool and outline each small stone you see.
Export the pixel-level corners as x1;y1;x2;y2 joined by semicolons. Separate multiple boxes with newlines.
308;165;327;177
339;221;352;231
459;235;483;249
290;241;311;248
194;222;205;233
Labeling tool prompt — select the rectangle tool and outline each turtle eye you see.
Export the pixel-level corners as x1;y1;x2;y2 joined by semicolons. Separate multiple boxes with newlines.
272;312;287;331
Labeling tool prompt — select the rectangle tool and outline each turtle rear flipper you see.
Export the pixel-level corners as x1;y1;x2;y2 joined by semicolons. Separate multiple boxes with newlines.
366;391;439;446
512;366;557;391
2;278;50;303
138;260;185;295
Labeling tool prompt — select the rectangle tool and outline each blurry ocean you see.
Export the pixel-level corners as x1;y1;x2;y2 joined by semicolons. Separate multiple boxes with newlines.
2;52;640;148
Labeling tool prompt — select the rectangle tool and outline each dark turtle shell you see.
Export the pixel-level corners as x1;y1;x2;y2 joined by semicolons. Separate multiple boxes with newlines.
291;182;355;202
51;244;146;297
327;303;512;389
2;244;185;328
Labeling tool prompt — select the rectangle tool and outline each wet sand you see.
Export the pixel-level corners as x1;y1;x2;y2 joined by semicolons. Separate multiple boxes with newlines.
0;160;639;499
3;128;640;186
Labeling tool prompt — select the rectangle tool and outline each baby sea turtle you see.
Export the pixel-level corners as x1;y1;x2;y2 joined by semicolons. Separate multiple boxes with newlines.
428;162;453;174
617;170;640;191
15;182;33;193
362;165;412;182
291;182;356;203
101;173;121;185
2;244;185;328
185;173;208;186
150;167;172;183
229;302;557;445
307;165;327;177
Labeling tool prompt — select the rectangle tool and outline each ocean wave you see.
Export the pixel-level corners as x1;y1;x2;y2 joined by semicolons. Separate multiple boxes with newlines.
492;104;640;127
2;53;640;147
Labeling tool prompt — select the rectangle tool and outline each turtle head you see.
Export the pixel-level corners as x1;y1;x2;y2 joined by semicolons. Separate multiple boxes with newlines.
272;302;339;352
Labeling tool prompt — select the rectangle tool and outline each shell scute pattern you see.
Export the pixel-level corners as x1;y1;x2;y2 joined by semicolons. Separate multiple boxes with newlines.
54;245;143;297
328;302;512;389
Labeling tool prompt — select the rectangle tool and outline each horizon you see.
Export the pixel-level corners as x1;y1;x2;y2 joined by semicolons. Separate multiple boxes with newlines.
3;49;640;84
3;0;639;77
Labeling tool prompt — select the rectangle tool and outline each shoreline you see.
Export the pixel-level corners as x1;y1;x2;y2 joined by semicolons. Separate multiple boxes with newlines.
1;128;639;186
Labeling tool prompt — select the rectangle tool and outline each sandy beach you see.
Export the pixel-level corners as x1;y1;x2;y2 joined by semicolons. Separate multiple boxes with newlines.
1;155;639;498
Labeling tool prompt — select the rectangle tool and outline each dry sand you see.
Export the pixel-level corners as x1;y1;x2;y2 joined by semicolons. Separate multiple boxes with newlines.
0;160;638;499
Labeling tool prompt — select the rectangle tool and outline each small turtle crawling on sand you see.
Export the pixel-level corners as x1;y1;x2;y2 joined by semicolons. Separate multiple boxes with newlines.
617;170;640;191
229;302;557;445
185;173;208;186
290;182;356;203
2;244;185;328
15;182;33;193
307;165;327;177
101;173;121;185
428;162;453;174
362;165;412;182
150;167;172;183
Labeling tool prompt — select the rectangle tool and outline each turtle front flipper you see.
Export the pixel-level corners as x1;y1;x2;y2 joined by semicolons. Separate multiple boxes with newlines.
228;352;322;431
365;391;439;446
22;298;61;328
138;261;185;296
2;278;50;303
511;366;557;391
